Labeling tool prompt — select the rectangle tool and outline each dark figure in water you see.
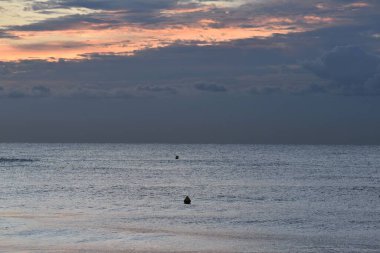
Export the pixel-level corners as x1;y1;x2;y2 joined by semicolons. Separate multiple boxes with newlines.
175;155;179;159
184;196;191;204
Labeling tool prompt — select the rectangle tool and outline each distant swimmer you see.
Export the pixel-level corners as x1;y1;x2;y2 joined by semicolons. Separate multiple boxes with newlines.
184;196;191;204
175;155;179;159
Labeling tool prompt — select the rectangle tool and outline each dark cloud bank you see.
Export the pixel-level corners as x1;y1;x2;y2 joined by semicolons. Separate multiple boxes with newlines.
1;47;379;144
305;46;380;96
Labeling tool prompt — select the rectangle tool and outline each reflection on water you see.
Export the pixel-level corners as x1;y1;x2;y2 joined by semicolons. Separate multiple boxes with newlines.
0;144;379;252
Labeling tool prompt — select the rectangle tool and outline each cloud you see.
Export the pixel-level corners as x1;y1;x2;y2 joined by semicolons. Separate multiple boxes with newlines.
306;46;378;83
363;71;380;94
0;30;17;38
69;87;133;99
194;83;226;92
11;0;376;33
137;85;177;94
32;85;51;97
2;40;378;99
20;0;178;27
305;46;380;95
0;43;295;99
2;0;379;63
1;0;380;98
0;85;52;98
10;13;122;31
56;0;178;11
1;1;380;144
15;41;90;51
7;90;27;98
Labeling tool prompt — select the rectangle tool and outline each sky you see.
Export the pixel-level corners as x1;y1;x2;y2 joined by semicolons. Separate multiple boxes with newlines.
0;0;379;144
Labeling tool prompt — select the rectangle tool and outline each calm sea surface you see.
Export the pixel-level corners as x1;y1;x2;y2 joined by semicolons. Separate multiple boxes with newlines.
0;144;379;252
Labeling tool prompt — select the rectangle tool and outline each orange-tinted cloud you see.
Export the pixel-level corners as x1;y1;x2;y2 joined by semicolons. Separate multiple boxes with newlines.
0;0;372;61
2;21;303;61
344;2;370;8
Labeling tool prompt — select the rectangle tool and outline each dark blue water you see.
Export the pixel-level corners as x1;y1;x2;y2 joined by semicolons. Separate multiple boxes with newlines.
0;144;379;252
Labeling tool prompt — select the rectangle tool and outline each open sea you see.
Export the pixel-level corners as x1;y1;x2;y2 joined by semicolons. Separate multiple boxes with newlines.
0;143;379;252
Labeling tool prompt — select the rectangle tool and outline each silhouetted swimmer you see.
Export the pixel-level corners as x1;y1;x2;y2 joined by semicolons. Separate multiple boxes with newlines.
175;155;179;159
184;196;191;204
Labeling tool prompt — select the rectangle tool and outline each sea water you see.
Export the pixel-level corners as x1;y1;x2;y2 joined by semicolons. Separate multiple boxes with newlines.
0;144;379;252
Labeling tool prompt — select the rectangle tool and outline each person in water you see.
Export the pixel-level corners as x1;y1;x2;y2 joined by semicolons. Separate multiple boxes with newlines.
184;196;191;204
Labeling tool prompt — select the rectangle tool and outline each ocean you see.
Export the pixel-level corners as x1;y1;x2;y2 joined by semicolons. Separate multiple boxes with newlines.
0;143;379;252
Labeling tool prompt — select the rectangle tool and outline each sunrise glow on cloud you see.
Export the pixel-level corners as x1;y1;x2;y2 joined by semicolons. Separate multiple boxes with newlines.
0;0;363;61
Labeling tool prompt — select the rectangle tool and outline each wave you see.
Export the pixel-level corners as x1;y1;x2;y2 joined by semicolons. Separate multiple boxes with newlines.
0;157;35;163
